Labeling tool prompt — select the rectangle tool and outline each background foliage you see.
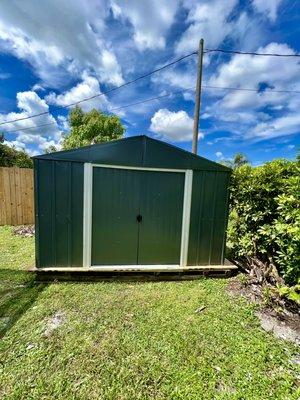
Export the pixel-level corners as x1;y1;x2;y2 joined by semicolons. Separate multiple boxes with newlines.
0;134;33;168
227;158;300;285
62;106;125;150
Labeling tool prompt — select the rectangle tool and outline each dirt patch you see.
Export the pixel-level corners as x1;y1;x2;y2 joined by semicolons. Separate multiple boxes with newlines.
13;225;35;237
256;310;300;345
228;277;300;345
43;311;66;337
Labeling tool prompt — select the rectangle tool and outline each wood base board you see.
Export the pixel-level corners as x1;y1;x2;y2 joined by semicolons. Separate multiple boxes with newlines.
28;261;237;282
30;264;237;273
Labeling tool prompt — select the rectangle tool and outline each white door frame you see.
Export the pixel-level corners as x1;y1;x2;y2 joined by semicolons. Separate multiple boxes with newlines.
82;163;193;269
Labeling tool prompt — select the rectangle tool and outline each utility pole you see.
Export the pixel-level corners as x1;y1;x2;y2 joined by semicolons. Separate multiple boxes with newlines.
192;38;204;154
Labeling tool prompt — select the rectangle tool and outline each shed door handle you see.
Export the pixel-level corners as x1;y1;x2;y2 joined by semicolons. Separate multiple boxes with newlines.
136;214;142;223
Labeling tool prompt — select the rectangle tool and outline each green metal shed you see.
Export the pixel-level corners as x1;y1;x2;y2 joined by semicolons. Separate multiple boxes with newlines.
33;135;231;272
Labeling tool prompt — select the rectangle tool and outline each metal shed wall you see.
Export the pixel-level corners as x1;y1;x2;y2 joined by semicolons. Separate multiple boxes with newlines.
34;159;83;268
33;136;231;269
188;171;230;265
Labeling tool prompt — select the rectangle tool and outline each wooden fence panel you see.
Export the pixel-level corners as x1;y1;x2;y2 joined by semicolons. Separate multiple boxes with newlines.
0;167;34;225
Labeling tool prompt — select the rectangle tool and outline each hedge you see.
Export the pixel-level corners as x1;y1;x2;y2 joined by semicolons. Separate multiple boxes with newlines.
227;159;300;285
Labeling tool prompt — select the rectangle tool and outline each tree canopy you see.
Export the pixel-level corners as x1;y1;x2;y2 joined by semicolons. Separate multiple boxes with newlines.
0;134;33;168
62;106;125;150
220;153;249;169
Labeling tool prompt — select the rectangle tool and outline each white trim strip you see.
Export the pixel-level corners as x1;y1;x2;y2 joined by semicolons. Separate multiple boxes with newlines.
91;163;185;173
83;163;93;268
180;170;193;267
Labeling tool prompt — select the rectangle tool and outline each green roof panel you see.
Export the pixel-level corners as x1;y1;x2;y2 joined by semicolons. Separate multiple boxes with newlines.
33;135;230;172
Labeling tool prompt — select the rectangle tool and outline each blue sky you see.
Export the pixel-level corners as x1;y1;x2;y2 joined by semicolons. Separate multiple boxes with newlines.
0;0;299;164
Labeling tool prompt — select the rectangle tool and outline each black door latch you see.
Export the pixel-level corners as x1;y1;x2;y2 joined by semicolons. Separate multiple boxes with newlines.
136;214;142;223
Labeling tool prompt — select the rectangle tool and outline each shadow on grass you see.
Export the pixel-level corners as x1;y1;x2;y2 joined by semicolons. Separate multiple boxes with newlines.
0;269;48;339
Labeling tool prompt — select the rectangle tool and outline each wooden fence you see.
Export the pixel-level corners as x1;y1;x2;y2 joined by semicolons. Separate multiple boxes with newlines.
0;167;34;225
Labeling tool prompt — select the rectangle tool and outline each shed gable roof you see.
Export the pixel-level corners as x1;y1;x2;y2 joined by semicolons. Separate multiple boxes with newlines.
33;135;230;172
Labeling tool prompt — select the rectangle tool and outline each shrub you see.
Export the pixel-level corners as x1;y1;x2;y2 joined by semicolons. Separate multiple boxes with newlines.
0;142;33;168
227;159;300;285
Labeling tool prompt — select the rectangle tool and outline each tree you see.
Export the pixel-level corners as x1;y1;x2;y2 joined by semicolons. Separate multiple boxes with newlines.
0;133;33;168
220;153;249;169
232;153;249;167
62;106;125;150
45;145;59;154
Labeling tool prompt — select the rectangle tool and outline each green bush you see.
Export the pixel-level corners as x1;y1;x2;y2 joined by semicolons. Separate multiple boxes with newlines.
0;142;33;168
227;159;300;285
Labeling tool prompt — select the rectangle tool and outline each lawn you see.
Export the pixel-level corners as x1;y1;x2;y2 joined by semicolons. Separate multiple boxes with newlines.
0;226;299;399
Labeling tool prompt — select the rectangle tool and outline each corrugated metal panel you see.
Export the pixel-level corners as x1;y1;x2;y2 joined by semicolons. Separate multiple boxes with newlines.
70;163;84;267
143;137;228;171
35;159;54;267
187;171;230;265
34;160;83;268
91;167;140;265
138;170;184;264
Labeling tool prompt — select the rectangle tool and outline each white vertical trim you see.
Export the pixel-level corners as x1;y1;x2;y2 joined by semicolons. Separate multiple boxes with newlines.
83;163;93;268
180;170;193;267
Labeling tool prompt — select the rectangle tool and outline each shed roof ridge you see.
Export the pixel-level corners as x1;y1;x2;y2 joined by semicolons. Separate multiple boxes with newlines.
32;135;145;159
32;134;231;172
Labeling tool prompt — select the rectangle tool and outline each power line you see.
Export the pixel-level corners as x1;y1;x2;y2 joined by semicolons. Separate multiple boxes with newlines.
3;121;58;134
110;88;194;111
205;48;300;57
0;51;197;127
3;84;300;133
1;47;299;128
2;89;194;133
203;85;300;94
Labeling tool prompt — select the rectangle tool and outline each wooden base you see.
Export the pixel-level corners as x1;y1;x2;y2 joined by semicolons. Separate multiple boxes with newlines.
29;262;237;282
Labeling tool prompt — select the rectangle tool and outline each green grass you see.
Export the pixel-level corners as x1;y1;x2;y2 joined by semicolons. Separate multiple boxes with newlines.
0;226;299;399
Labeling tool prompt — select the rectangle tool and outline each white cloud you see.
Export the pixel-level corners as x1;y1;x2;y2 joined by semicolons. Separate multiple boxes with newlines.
207;137;231;146
176;0;238;54
4;135;61;155
46;72;109;112
205;42;300;141
229;11;264;51
57;115;69;131
215;151;223;158
152;67;196;91
150;108;203;142
3;139;26;152
0;91;58;136
287;144;295;150
32;83;46;92
0;90;62;153
248;113;300;141
111;0;180;50
0;1;123;87
0;71;11;79
252;0;283;22
210;43;299;95
17;134;61;152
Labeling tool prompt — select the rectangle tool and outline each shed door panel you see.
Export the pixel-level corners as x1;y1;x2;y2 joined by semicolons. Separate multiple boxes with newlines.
138;171;184;264
91;168;140;265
